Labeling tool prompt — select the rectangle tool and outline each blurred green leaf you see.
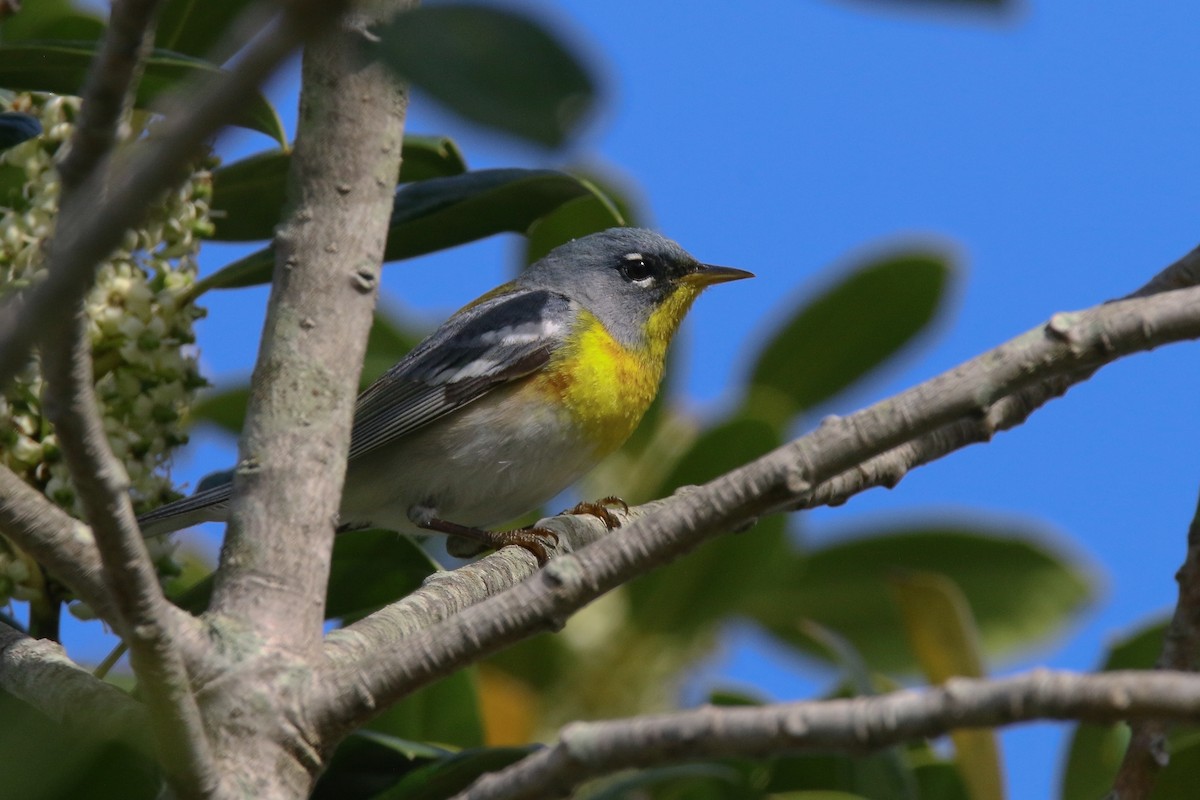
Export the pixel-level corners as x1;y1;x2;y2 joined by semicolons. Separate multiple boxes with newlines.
0;0;104;42
768;750;917;800
747;525;1093;673
367;669;484;750
326;531;438;623
0;41;285;144
156;0;255;60
522;191;623;265
188;385;248;434
195;169;603;293
627;417;787;636
208;137;468;241
375;3;596;148
312;731;449;800
650;416;781;500
747;249;951;424
583;763;751;800
370;746;536;800
1060;618;1166;800
0;689;159;800
1151;732;1200;800
911;763;970;800
167;530;435;621
889;572;1002;800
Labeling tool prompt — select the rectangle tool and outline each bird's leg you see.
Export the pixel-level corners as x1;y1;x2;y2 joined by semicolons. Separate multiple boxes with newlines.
563;495;628;530
421;517;557;565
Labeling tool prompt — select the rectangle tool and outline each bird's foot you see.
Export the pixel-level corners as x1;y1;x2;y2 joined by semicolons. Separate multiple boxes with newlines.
564;495;629;530
426;517;557;565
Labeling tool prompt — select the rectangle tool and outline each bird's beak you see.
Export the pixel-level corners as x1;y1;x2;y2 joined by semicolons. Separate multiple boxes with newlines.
684;263;755;287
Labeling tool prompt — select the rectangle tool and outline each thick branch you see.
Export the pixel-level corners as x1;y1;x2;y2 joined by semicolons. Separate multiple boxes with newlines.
1107;486;1200;799
209;9;409;655
450;669;1200;800
306;281;1200;736
0;0;349;392
0;620;150;756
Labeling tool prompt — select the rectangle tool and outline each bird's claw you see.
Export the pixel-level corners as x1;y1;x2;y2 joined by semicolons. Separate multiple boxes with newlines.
565;495;629;530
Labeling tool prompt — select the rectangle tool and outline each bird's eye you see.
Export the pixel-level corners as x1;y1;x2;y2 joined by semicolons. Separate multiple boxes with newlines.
619;255;654;284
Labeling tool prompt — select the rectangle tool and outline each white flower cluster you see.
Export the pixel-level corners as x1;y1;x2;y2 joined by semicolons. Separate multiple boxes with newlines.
0;93;211;608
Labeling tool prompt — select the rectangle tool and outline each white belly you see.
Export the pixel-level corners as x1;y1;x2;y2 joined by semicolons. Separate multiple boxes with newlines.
339;383;598;534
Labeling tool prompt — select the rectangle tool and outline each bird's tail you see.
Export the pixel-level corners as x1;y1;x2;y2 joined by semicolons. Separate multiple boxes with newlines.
138;483;233;537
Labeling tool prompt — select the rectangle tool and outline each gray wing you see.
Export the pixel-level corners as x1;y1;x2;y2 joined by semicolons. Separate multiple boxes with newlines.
347;288;576;460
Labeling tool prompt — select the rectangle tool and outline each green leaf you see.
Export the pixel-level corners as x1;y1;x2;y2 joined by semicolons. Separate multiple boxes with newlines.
188;385;248;434
627;417;788;636
367;669;485;750
1150;733;1200;800
888;572;1002;800
0;41;285;145
522;191;623;265
746;249;952;424
0;0;104;42
312;731;449;800
0;689;159;800
208;137;468;242
911;763;970;800
583;763;752;800
195;169;603;292
369;746;536;800
1060;618;1167;800
326;531;439;623
746;524;1093;673
375;3;596;148
167;530;435;621
156;0;256;60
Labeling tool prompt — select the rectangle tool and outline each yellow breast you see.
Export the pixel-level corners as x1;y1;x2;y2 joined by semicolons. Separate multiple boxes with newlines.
529;310;665;456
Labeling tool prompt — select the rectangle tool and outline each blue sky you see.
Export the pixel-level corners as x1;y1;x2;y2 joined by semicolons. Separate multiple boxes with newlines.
57;1;1200;796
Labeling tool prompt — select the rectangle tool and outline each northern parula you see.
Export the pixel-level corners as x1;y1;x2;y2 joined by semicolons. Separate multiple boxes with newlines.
139;227;752;561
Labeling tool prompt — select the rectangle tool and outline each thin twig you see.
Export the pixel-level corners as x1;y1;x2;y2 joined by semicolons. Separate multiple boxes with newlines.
449;669;1200;800
305;277;1200;737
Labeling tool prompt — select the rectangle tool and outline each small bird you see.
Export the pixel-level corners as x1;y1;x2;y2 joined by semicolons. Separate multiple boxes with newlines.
139;228;752;561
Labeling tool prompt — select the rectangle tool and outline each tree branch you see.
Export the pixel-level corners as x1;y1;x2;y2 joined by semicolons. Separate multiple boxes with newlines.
305;279;1200;737
324;512;612;664
0;466;116;626
42;310;217;797
0;620;151;756
34;0;217;793
800;243;1200;511
209;5;410;656
1107;484;1200;799
450;669;1200;800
